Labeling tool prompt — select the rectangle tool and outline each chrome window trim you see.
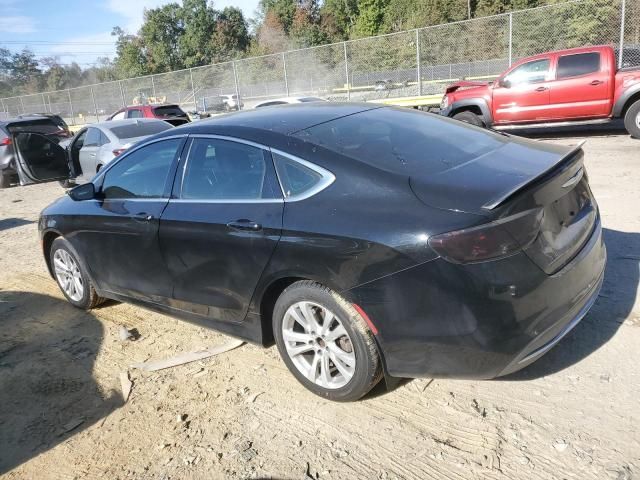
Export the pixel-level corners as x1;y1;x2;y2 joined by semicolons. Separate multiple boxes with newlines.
269;148;336;202
169;198;284;204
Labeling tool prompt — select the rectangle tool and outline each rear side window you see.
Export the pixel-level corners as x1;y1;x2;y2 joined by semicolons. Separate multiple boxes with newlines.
181;138;279;200
153;105;187;118
101;139;180;199
557;52;601;79
295;107;508;176
272;153;323;199
127;109;143;119
108;121;172;139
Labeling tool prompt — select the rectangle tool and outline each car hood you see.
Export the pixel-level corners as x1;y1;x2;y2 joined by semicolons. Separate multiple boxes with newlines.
410;136;581;215
445;80;491;95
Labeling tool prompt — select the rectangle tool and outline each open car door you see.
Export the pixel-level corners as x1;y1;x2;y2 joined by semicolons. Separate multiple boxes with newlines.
11;132;73;186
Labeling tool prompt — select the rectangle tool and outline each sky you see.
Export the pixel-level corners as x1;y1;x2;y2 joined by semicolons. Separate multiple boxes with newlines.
0;0;260;67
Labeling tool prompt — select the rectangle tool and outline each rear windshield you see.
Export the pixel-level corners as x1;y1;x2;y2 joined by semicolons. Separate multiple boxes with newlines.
108;121;173;139
153;105;187;118
7;119;64;136
294;107;508;176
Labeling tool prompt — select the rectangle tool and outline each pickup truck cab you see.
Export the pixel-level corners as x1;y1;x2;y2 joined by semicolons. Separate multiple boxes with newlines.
440;45;640;137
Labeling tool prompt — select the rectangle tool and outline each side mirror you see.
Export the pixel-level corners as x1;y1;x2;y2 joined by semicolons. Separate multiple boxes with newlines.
499;78;512;88
68;182;96;201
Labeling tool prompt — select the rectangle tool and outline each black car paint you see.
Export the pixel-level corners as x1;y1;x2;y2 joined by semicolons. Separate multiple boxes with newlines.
38;104;606;379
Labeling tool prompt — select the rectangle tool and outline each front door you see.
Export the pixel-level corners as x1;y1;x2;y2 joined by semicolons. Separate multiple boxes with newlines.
78;127;102;180
77;137;185;303
492;57;552;124
11;132;72;185
159;136;284;326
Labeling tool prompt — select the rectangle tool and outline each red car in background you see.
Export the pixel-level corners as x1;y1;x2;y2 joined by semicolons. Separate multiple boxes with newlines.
107;103;190;127
440;45;640;137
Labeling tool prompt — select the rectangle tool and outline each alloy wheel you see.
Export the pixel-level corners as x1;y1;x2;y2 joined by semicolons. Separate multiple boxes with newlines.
282;301;356;389
53;249;84;302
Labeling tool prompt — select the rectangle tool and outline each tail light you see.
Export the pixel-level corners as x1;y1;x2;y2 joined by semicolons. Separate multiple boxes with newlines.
0;137;11;146
112;148;127;156
428;208;543;264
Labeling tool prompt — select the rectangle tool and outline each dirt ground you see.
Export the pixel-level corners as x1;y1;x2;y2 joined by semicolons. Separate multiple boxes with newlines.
1;126;639;480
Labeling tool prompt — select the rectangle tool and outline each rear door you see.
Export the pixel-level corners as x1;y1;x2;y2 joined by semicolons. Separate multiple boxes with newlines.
492;57;552;123
78;127;102;177
548;51;611;119
159;135;283;325
11;132;72;185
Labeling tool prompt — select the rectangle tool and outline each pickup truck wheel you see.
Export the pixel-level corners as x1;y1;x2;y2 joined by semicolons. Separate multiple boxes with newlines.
453;110;484;127
624;100;640;139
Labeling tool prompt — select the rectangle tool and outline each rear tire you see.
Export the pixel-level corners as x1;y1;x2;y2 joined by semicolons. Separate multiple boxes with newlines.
624;100;640;139
273;280;383;402
0;173;11;188
453;110;484;127
49;237;105;310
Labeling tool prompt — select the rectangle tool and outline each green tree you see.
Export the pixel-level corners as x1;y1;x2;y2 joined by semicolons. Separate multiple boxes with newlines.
259;0;298;33
319;0;359;40
10;49;42;93
211;7;251;61
140;3;185;72
112;27;150;78
352;0;389;37
180;0;217;67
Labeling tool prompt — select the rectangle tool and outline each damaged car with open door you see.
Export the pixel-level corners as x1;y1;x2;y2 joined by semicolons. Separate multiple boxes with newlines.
11;118;174;188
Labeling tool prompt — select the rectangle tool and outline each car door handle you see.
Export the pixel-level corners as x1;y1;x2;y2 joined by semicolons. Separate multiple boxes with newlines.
227;219;262;231
132;213;154;222
89;153;96;157
535;86;548;92
590;80;604;85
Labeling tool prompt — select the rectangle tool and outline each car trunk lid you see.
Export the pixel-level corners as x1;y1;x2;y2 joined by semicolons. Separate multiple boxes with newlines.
411;141;597;274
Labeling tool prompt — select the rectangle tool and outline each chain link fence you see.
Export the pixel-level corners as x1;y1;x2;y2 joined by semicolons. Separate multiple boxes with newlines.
0;0;636;124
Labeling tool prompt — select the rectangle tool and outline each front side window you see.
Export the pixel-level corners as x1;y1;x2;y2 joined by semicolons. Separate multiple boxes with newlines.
101;139;180;199
557;52;600;79
181;138;278;200
127;109;143;119
84;128;101;147
504;58;550;86
111;111;126;120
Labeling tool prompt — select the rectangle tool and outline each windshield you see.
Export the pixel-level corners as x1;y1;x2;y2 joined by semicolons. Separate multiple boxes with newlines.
108;121;173;139
294;107;508;176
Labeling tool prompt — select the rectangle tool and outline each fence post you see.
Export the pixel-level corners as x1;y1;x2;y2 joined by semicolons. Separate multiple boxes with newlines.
41;93;47;112
619;0;626;69
151;75;157;98
343;42;350;101
90;87;100;122
282;52;289;96
508;13;513;67
19;96;25;114
119;80;126;107
232;61;241;110
415;29;422;96
189;69;197;110
1;98;6;116
67;89;75;126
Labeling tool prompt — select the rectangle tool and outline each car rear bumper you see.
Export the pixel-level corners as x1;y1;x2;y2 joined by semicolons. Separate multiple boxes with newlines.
347;217;606;379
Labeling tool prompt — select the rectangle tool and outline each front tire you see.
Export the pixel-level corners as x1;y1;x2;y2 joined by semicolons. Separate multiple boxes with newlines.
50;237;104;310
453;110;484;127
624;100;640;139
273;280;383;401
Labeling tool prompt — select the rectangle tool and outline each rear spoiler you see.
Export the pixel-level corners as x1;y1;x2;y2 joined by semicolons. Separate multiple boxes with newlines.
482;141;586;210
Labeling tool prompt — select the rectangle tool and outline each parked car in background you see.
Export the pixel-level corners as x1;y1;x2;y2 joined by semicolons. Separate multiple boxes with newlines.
65;118;174;185
440;45;640;137
10;104;605;402
253;96;326;108
0;115;72;188
107;104;190;126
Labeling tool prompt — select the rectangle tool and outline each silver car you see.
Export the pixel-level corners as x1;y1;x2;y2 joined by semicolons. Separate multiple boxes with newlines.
67;118;174;184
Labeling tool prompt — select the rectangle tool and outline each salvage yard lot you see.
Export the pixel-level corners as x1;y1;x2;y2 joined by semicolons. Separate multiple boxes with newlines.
1;127;639;479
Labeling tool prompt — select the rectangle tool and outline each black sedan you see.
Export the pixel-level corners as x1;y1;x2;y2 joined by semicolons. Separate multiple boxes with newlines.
16;103;606;401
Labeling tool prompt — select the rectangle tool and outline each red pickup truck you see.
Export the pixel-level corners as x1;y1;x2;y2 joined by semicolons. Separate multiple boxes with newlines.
440;45;640;137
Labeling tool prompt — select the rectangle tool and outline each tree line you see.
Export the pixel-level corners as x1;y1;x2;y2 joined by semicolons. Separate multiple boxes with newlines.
1;0;634;98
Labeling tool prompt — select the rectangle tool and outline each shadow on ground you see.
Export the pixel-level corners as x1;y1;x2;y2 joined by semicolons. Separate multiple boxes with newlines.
514;119;630;139
0;218;34;232
0;291;122;474
504;227;639;380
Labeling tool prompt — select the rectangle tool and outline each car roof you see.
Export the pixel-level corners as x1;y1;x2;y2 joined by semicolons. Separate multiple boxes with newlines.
170;102;380;136
121;103;178;109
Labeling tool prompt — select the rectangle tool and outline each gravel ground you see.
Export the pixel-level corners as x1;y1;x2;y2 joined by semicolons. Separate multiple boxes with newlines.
0;127;639;479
